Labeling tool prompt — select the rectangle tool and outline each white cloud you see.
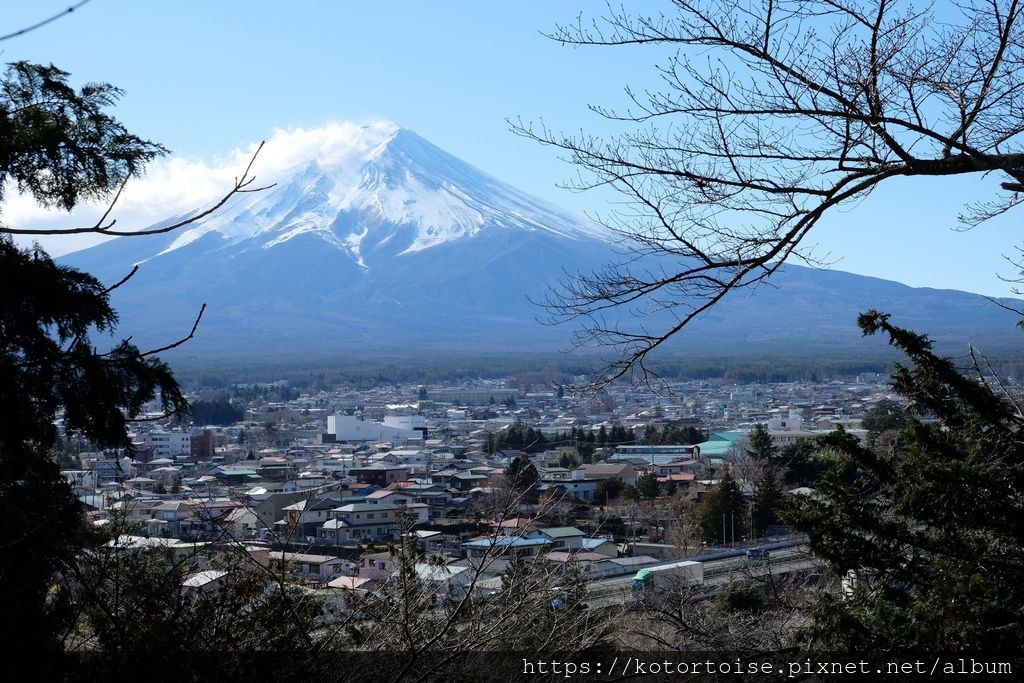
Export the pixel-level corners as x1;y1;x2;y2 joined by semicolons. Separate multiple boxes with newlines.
3;120;398;256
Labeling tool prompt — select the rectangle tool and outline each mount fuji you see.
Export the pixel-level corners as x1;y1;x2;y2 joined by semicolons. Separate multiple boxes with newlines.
62;122;1023;360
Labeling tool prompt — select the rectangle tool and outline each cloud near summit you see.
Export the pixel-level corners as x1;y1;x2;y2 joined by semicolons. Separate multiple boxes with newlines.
5;120;400;256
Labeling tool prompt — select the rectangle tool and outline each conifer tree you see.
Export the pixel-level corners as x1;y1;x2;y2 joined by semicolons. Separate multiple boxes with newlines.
697;470;747;544
505;454;539;494
747;422;778;464
790;312;1024;651
636;472;660;500
0;62;187;659
750;467;783;537
0;57;265;665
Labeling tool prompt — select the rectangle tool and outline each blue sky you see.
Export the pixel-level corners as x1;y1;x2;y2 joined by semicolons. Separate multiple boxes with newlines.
2;0;1021;297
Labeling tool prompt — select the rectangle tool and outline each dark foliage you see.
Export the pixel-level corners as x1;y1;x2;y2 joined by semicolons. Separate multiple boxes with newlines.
0;60;184;661
487;421;548;454
0;61;164;212
643;423;706;445
190;398;244;426
595;476;626;503
750;467;784;537
777;438;830;488
487;422;637;459
790;311;1024;651
746;423;777;464
636;472;660;500
697;470;747;544
505;454;540;493
861;397;907;443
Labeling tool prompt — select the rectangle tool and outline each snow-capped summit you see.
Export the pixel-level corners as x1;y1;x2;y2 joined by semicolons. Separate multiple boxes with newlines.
62;123;621;355
148;123;603;270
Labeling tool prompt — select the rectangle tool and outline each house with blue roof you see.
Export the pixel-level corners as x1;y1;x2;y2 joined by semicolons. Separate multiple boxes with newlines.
460;535;551;558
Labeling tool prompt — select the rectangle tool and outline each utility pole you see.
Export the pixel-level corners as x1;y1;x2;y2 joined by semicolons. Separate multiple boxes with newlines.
631;503;638;556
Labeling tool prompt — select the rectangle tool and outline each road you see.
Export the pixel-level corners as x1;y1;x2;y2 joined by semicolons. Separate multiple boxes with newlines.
584;547;822;609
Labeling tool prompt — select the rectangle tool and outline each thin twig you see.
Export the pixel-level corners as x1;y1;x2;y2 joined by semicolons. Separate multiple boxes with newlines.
3;141;273;237
102;264;139;295
140;303;206;357
0;0;91;42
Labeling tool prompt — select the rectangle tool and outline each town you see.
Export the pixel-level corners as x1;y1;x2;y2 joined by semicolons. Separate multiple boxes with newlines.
57;371;901;607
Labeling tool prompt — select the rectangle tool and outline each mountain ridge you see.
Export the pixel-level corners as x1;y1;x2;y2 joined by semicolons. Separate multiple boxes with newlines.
60;123;1024;360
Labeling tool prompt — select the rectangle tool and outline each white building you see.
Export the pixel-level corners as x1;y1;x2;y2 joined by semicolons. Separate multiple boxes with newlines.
757;409;868;447
62;470;99;489
382;412;427;434
767;409;804;432
142;430;191;458
326;413;425;442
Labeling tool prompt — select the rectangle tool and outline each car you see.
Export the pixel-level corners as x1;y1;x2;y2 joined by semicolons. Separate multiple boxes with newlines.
549;587;580;608
745;547;770;561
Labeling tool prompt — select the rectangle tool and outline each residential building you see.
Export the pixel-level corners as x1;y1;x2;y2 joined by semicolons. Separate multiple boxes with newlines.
349;464;409;487
573;463;638;486
319;502;409;543
267;551;352;583
142;430;191;458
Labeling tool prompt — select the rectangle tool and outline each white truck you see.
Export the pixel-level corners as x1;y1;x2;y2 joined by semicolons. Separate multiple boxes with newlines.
632;560;704;591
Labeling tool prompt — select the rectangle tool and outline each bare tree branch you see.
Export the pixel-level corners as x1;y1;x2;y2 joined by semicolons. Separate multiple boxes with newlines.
516;0;1024;390
0;0;91;43
140;303;206;357
101;264;139;295
2;141;274;237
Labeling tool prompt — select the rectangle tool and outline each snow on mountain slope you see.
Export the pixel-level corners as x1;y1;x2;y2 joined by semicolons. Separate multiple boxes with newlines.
145;122;604;267
59;123;1024;359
